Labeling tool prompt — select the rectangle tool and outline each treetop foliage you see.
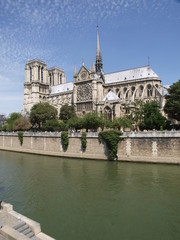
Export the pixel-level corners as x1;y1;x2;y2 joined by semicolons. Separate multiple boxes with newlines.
140;101;166;130
30;102;57;129
164;80;180;121
59;104;76;123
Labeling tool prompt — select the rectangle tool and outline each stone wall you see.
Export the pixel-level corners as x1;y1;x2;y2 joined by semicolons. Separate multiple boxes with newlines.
0;132;180;164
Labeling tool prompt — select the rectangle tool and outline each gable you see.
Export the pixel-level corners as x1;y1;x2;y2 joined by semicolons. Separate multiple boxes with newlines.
77;66;91;81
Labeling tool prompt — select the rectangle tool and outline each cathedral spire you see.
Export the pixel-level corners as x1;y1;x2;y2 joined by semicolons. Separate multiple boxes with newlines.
95;26;103;75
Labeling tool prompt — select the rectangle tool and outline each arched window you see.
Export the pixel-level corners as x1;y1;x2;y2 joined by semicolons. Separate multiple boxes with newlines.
41;67;43;83
49;74;52;85
30;67;32;82
118;92;121;98
147;84;152;97
139;85;144;97
116;88;119;94
131;86;135;96
155;84;159;98
126;90;129;99
38;66;40;81
60;74;62;84
104;106;112;121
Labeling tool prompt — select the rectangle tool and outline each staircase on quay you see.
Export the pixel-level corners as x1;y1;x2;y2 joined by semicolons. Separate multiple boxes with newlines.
13;221;40;240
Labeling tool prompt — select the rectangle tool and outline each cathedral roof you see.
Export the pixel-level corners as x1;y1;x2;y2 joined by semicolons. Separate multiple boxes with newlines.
50;82;73;94
104;66;159;84
102;91;119;101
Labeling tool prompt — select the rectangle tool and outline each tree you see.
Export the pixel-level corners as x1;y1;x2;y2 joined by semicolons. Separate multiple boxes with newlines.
83;112;101;132
13;117;31;131
6;112;22;131
68;116;84;131
164;80;180;121
130;100;144;130
30;102;57;129
59;104;76;123
42;119;68;132
140;101;167;130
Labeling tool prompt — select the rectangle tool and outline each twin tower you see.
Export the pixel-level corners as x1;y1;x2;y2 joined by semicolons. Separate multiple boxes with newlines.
23;27;105;115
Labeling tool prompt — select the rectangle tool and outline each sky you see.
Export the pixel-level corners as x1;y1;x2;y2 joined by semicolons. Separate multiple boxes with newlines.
0;0;180;116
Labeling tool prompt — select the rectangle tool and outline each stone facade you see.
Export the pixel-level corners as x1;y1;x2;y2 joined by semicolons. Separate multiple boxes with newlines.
23;28;167;118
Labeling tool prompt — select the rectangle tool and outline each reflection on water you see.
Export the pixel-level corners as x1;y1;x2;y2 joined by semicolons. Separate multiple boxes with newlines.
0;150;180;240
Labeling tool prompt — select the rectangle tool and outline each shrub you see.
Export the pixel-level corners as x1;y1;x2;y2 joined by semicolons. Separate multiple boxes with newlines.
61;131;69;151
98;130;122;161
18;131;24;146
81;132;87;152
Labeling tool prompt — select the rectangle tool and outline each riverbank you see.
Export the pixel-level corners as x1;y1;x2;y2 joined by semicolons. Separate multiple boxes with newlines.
0;131;180;164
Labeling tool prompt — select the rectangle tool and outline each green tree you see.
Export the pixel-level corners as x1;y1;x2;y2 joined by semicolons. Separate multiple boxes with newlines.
59;104;76;123
6;112;22;131
98;114;109;131
164;80;180;121
83;112;101;132
140;101;166;130
30;102;57;129
68;116;84;131
130;100;144;130
112;116;132;131
42;119;68;132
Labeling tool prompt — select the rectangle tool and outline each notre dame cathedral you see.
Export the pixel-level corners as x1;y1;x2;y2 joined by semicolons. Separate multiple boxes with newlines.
23;28;166;120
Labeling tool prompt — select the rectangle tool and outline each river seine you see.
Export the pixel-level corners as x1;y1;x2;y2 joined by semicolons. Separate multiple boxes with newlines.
0;150;180;240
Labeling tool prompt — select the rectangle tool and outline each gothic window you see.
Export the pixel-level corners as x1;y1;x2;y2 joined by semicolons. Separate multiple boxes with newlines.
59;74;62;84
30;67;32;82
126;91;129;99
139;85;144;97
155;84;159;98
60;74;62;84
38;66;40;81
104;106;112;121
131;86;135;96
147;84;152;97
41;67;43;83
49;74;52;85
116;88;119;94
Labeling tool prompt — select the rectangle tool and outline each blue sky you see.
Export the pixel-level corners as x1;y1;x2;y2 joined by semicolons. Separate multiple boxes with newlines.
0;0;180;116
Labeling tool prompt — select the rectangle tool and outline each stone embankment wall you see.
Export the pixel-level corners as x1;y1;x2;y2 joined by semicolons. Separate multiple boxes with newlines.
0;131;180;164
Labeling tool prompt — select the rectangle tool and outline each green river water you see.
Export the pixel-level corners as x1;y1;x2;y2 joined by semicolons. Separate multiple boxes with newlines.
0;150;180;240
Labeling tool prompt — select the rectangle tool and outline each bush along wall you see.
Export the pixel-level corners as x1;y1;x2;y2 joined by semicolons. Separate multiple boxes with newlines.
18;131;24;146
81;132;87;152
61;131;69;151
98;130;122;161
